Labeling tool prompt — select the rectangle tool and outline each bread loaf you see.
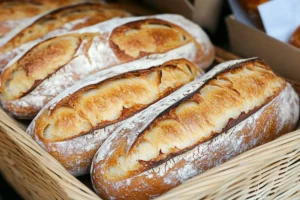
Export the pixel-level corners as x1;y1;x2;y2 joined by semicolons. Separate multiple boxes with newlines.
91;58;299;200
0;3;129;70
290;26;300;49
0;0;102;38
0;14;214;119
27;58;201;175
0;1;50;38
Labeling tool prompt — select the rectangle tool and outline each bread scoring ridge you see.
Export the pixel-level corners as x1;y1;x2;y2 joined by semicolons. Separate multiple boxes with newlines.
93;59;258;165
1;3;129;53
0;1;49;38
34;59;198;142
0;1;101;45
3;14;213;71
91;58;299;199
0;3;129;71
0;34;82;100
1;14;214;118
109;18;196;61
99;58;285;181
0;1;47;21
27;58;200;175
0;6;49;48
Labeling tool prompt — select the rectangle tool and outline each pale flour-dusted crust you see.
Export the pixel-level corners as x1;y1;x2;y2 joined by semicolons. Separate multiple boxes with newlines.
91;58;299;200
0;3;130;70
27;58;202;176
1;14;214;119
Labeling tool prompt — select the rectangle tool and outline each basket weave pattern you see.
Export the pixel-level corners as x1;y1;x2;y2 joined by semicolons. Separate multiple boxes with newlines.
0;109;100;200
0;47;299;200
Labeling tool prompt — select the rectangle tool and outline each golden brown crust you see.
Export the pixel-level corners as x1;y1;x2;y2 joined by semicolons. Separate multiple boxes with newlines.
93;86;297;200
91;59;299;200
30;59;199;174
0;1;49;21
2;14;213;119
104;60;286;181
290;26;300;49
1;3;129;53
0;0;101;21
33;59;198;143
0;34;83;100
109;18;198;62
0;0;101;37
0;1;48;37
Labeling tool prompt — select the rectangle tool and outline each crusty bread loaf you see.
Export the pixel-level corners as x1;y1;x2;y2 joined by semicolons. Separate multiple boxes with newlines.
0;0;103;21
0;1;50;38
0;3;129;71
0;14;214;119
290;26;300;49
91;58;299;200
26;0;103;8
26;58;201;175
0;0;102;38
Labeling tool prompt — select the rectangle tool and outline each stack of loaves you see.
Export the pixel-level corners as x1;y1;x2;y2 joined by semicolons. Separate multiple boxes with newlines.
0;1;299;200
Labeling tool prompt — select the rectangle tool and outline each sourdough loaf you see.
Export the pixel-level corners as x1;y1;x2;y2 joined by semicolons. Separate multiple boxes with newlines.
0;14;214;118
0;1;50;38
27;58;201;175
0;0;102;38
91;58;299;200
0;3;129;70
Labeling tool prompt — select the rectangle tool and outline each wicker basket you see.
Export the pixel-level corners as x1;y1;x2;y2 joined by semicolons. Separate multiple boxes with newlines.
0;47;299;200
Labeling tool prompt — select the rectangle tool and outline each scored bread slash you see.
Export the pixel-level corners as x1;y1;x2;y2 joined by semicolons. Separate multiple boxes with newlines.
0;14;214;119
0;2;130;70
0;0;107;39
90;58;299;200
26;58;202;176
0;2;47;38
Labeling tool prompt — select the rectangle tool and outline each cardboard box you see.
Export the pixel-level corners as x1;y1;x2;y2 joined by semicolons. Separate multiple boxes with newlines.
141;0;223;33
226;15;300;81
